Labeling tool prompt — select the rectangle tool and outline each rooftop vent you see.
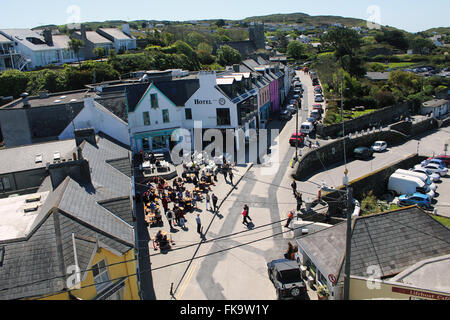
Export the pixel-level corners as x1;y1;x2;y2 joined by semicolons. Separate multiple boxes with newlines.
53;152;61;161
24;203;39;212
35;154;43;163
26;194;41;203
60;96;67;99
70;99;77;102
54;99;61;103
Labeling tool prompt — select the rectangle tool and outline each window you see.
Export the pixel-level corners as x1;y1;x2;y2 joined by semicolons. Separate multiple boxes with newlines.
162;109;170;123
217;108;231;126
92;259;110;293
143;112;150;126
150;93;159;109
185;108;192;120
0;177;11;191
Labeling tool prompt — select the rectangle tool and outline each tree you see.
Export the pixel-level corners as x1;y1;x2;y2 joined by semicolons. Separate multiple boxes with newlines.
0;69;29;98
68;39;85;68
216;45;241;66
286;41;306;60
196;42;215;65
409;37;435;54
216;19;225;28
93;47;106;59
375;29;409;51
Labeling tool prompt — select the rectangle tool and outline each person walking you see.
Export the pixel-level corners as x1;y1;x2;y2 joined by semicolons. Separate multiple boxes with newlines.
284;210;295;228
222;167;228;182
291;179;297;196
243;204;252;223
196;214;202;236
296;192;303;211
212;193;218;213
205;192;210;212
162;195;169;214
229;170;234;185
166;209;174;230
242;207;251;226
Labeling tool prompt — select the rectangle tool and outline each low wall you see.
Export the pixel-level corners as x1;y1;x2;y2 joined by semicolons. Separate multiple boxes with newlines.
323;153;428;216
317;103;409;138
293;129;409;181
390;117;439;136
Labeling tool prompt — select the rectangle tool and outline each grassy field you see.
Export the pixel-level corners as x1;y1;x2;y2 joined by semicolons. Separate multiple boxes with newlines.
387;62;418;69
432;215;450;227
351;109;378;118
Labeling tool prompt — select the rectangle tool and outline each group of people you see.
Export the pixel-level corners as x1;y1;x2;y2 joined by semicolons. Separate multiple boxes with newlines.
283;179;304;228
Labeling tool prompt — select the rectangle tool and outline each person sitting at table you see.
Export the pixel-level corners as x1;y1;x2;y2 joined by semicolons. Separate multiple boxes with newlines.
192;175;199;186
149;202;157;212
155;230;168;247
185;190;192;198
177;191;183;201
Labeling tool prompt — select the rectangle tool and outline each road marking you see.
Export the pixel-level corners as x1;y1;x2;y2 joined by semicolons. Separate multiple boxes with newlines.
176;261;198;299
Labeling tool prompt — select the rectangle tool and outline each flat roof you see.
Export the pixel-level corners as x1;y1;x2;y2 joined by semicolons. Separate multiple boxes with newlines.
1;90;90;109
0;192;49;241
423;99;449;108
0;139;77;175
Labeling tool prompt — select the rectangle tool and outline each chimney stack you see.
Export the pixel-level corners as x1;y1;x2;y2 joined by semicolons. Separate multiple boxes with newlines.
43;29;53;46
80;24;87;42
20;92;30;108
74;128;97;147
232;64;240;73
48;159;92;190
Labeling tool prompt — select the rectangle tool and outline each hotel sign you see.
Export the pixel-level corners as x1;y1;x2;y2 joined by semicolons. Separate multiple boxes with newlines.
194;99;212;105
392;286;450;300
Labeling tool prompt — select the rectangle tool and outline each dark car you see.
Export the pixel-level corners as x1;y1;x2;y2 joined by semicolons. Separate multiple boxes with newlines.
280;109;292;121
312;104;323;114
289;132;306;147
267;259;307;300
354;147;373;160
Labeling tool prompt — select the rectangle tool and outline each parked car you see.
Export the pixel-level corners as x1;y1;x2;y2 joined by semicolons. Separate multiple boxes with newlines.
312;78;320;86
290;99;298;106
294;88;302;94
412;167;441;182
398;192;432;208
293;81;302;88
312;104;323;114
280;109;292;120
353;147;373;160
421;158;446;169
371;141;387;152
395;169;437;192
415;163;448;177
388;173;435;198
314;87;322;94
300;122;314;134
267;259;307;300
286;104;297;114
427;155;450;168
310;109;321;121
314;94;324;102
289;132;306;147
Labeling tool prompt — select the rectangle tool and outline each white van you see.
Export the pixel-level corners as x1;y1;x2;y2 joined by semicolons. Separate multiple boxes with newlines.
388;173;435;199
395;169;437;192
300;122;314;134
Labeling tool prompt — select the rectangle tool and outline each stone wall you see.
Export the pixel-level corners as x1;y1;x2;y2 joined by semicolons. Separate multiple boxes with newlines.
293;129;409;181
322;154;428;216
317;103;409;138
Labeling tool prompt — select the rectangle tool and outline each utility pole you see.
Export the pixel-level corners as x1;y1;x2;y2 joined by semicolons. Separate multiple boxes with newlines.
343;168;353;300
295;99;299;160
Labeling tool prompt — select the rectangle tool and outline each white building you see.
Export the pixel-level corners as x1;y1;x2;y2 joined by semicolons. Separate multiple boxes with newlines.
0;29;77;70
97;25;137;53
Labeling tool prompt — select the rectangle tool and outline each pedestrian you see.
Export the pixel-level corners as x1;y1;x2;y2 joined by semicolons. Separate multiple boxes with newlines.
296;192;303;211
205;192;210;212
229;170;234;185
162;195;169;213
285;210;295;228
166;209;174;229
222;168;228;182
196;214;202;236
212;193;218;213
213;169;218;182
242;208;251;226
179;216;186;230
291;179;297;195
243;204;252;223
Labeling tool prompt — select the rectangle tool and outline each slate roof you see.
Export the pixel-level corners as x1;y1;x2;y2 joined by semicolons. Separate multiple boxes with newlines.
365;72;390;81
0;135;134;300
0;29;58;51
153;79;200;107
98;28;134;40
106;158;132;178
298;207;450;283
125;83;151;112
74;31;112;45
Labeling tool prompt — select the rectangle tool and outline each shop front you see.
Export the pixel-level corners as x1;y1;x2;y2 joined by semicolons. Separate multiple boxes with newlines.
134;128;179;153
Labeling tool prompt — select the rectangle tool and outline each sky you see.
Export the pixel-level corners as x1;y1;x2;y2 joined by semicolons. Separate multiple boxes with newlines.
0;0;449;33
